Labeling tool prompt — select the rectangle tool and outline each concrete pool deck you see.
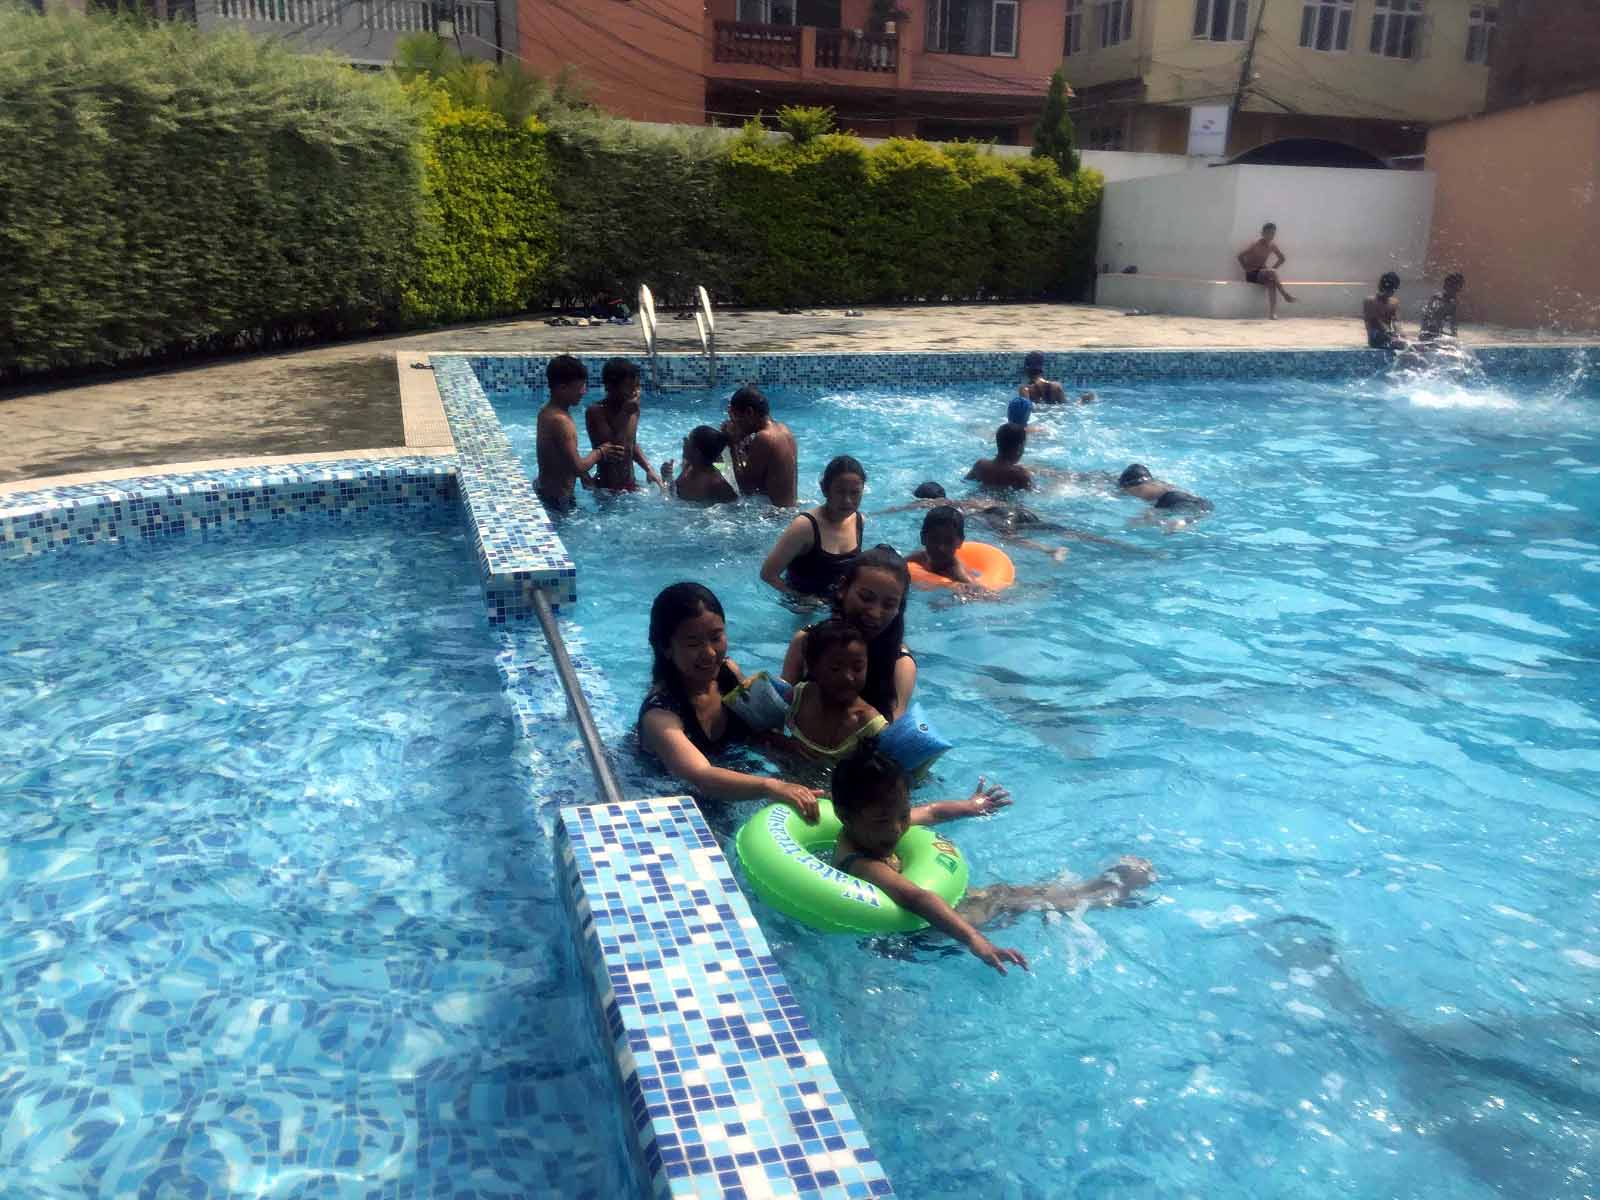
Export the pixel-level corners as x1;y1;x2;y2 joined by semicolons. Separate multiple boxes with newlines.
0;303;1587;485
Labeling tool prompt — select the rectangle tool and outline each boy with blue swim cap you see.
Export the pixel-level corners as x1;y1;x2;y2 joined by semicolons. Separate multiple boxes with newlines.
1007;394;1034;426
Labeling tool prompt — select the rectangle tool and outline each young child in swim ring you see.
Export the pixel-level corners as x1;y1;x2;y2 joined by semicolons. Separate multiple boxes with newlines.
905;505;977;586
830;743;1158;975
783;620;887;762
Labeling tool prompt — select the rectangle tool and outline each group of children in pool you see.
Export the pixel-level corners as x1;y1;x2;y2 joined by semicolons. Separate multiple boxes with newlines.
611;352;1174;974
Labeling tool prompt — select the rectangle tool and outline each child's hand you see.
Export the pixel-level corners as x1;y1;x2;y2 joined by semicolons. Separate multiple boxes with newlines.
966;777;1011;816
970;935;1030;975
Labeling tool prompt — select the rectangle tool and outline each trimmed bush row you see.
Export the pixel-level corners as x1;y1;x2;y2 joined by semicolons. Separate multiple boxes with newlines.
0;11;1102;376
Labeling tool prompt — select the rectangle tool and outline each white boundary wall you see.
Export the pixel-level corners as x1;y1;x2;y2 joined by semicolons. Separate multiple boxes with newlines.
1096;164;1436;284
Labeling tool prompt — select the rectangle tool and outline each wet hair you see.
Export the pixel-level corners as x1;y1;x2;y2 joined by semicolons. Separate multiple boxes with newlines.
729;384;770;420
647;582;725;717
830;739;910;821
921;505;965;542
1262;222;1277;234
996;421;1027;460
831;545;911;718
1379;272;1401;294
820;455;867;494
600;357;640;390
1023;350;1046;373
1119;463;1153;488
1444;273;1465;291
913;481;946;499
687;425;729;464
546;354;588;389
801;617;870;673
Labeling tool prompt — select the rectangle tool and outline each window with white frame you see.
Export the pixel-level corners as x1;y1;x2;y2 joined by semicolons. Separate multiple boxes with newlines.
1097;0;1132;47
926;0;1022;54
1370;0;1423;58
1299;0;1352;50
1193;0;1246;41
1064;0;1083;53
1465;4;1495;62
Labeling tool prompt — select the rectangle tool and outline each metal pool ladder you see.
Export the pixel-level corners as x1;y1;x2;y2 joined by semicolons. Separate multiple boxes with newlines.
637;283;660;392
693;286;717;387
531;590;625;807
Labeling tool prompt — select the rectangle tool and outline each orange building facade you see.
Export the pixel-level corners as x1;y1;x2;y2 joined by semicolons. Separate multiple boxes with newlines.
517;0;1061;142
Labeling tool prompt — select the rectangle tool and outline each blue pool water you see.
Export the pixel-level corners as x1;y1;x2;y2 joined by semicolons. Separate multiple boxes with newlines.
0;512;636;1198
495;358;1600;1198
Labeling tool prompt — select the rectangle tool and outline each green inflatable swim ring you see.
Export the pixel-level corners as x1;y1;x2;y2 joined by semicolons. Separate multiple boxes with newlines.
735;798;968;935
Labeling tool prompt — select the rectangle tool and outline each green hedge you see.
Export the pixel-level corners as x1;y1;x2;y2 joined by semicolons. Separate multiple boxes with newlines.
0;8;421;376
718;131;1102;307
0;13;1101;376
402;96;557;324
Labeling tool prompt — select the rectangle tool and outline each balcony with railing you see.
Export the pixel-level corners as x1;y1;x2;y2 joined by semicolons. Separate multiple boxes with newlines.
709;19;906;84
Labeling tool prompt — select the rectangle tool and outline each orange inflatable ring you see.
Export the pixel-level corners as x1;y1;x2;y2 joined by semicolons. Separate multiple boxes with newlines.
907;542;1016;591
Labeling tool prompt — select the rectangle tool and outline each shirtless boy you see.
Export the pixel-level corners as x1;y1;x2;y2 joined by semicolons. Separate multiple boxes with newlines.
1237;222;1297;319
966;422;1034;491
723;385;799;507
1419;273;1464;343
1362;272;1406;351
1018;351;1067;404
535;355;621;512
586;357;664;493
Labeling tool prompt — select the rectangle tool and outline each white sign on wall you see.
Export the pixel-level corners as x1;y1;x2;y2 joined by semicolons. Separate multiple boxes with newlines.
1187;105;1230;157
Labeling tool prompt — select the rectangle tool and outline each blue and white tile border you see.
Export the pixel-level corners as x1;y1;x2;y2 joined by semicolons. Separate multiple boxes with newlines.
460;344;1597;396
558;797;895;1200
431;354;578;621
0;457;458;563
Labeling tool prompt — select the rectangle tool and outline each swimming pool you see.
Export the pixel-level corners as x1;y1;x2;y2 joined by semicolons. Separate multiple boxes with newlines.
491;357;1600;1198
0;511;638;1197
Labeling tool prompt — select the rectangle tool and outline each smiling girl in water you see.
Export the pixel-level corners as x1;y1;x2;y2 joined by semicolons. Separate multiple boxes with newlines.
782;546;915;722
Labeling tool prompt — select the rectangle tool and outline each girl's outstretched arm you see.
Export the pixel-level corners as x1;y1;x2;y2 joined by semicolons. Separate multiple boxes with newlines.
846;856;1029;976
910;778;1011;826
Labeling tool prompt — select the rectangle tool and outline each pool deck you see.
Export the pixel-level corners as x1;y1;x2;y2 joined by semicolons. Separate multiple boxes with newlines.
0;303;1586;486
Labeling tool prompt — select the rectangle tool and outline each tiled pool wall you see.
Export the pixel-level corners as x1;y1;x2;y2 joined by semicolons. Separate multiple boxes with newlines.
460;343;1596;397
556;798;893;1200
0;459;458;564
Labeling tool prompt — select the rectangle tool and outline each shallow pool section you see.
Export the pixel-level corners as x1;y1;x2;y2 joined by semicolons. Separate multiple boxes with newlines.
487;354;1600;1199
0;511;638;1198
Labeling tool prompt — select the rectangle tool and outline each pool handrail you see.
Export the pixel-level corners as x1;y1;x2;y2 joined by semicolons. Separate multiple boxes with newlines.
531;588;626;808
694;285;717;387
637;283;660;392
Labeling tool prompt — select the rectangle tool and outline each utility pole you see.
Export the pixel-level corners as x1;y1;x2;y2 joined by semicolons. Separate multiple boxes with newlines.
1229;0;1269;124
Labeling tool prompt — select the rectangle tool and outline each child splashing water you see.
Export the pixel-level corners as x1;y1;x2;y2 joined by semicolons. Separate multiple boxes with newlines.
784;619;887;762
830;743;1157;975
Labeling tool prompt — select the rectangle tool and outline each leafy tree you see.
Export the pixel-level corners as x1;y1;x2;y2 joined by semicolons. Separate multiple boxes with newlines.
1032;69;1079;177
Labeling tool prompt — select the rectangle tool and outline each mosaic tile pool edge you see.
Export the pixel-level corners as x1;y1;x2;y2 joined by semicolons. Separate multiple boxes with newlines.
557;798;896;1200
430;355;577;621
0;458;458;564
459;344;1596;395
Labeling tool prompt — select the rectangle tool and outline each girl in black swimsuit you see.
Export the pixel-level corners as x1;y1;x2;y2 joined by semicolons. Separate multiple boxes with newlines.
637;582;819;820
759;456;868;600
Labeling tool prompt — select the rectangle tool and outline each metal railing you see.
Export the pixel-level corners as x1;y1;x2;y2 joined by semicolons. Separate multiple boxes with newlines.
531;590;625;808
693;285;717;388
211;0;493;32
712;19;802;65
637;283;660;392
815;28;897;70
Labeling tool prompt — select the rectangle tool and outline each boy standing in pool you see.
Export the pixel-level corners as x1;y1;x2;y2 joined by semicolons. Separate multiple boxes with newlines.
723;385;799;507
967;422;1034;490
586;357;665;493
1018;351;1067;404
535;356;621;513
